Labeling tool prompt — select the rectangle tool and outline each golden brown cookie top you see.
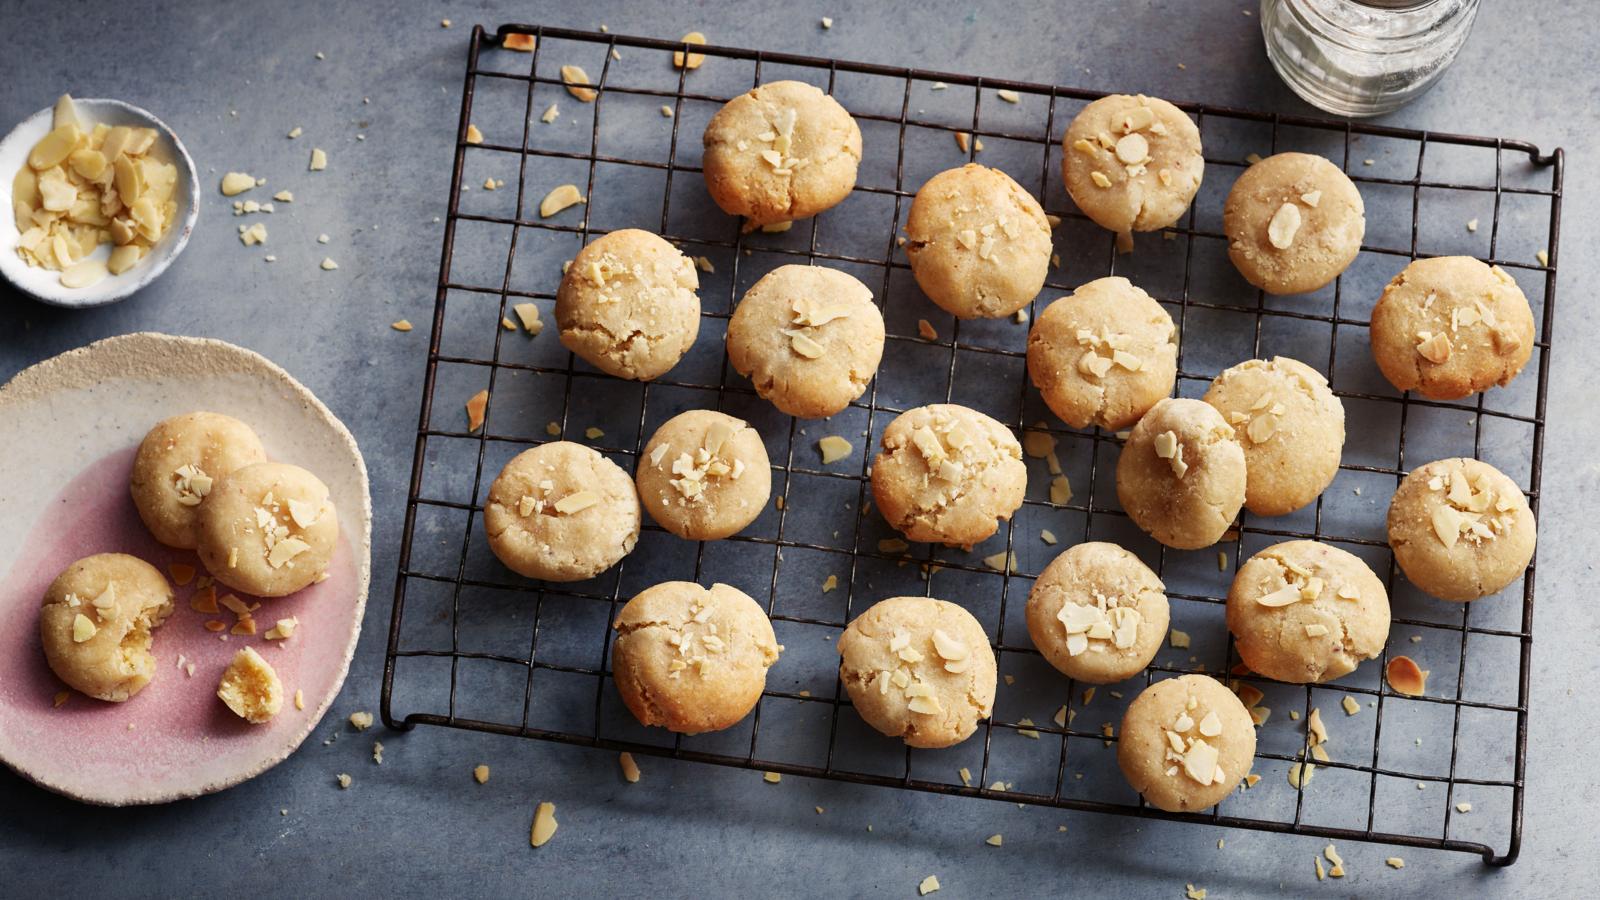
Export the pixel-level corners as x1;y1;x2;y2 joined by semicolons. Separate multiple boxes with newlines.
555;229;701;382
1027;276;1178;431
702;80;862;227
1224;152;1364;295
1202;356;1345;517
870;403;1026;548
1387;457;1536;602
636;410;771;541
905;163;1053;319
1062;94;1204;234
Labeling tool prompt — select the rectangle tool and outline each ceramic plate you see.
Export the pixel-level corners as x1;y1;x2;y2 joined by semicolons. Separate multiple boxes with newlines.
0;333;371;805
0;98;199;308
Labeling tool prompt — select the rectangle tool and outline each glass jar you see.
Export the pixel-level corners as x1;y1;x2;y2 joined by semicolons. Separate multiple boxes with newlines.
1260;0;1480;117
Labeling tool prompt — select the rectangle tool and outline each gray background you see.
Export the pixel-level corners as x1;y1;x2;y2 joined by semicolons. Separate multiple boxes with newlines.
2;0;1596;896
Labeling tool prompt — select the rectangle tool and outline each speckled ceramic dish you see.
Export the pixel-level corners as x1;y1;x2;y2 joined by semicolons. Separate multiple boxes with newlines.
0;333;371;805
0;98;199;308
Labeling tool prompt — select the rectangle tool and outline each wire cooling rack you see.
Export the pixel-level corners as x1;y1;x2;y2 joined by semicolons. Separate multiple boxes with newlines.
382;24;1562;866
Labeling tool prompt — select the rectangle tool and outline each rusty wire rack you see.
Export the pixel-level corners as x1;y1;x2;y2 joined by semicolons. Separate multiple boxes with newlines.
381;24;1562;866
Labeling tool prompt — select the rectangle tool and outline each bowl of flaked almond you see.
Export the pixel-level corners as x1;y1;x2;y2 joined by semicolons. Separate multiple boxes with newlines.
1;94;198;308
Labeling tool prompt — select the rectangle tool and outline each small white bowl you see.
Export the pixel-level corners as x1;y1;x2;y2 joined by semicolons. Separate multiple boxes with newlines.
0;98;198;308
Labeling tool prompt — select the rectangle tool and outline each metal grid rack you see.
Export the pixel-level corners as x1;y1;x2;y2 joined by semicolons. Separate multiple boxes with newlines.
382;24;1562;866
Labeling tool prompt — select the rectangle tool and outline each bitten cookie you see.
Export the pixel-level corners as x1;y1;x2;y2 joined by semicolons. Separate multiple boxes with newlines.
726;264;884;418
39;553;175;702
837;596;997;749
611;581;782;734
1368;256;1535;400
1202;357;1345;516
1116;398;1246;550
870;404;1026;548
1027;276;1178;431
1118;674;1256;812
129;411;267;549
904;163;1053;319
1061;94;1204;235
483;442;641;581
555;229;700;381
636;410;771;541
1225;540;1389;683
217;646;283;724
1026;542;1168;684
195;462;339;598
1387;458;1536;601
1224;152;1364;295
702;80;862;228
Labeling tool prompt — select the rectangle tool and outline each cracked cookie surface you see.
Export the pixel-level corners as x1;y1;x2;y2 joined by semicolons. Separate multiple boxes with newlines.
130;411;267;550
1387;457;1535;602
702;80;862;228
40;553;175;702
1203;356;1344;517
555;229;700;381
905;163;1053;319
1027;542;1168;684
636;410;770;541
195;462;339;598
726;264;883;418
1061;94;1203;235
484;442;640;582
837;596;996;749
1225;540;1389;683
611;581;782;734
870;404;1026;548
1027;276;1177;431
1119;674;1255;812
1116;398;1245;550
1224;152;1364;296
1369;256;1534;401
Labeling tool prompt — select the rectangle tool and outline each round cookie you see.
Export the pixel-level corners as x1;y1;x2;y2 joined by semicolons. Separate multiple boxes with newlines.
1368;256;1535;401
636;410;771;541
39;553;175;702
129;411;268;549
1202;357;1345;517
555;229;700;381
483;441;640;582
702;80;862;228
1224;152;1365;295
195;462;340;598
1387;458;1536;602
904;163;1053;319
1116;398;1246;550
1061;93;1204;235
726;264;885;418
611;581;782;734
1026;542;1169;684
1226;540;1389;683
1027;276;1179;431
1118;674;1256;812
870;404;1026;548
837;596;997;749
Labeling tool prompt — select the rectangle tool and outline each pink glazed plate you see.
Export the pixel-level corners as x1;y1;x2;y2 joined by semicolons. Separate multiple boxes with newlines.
0;333;372;804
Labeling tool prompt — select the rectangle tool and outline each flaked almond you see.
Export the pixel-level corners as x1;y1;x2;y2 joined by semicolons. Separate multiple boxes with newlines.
560;65;598;101
1416;331;1453;364
539;184;585;218
530;801;559;847
465;124;484;144
1049;475;1072;505
553;491;600;515
1114;133;1149;165
789;331;825;359
1386;655;1428;696
1255;583;1302;608
817;435;852;464
931;628;968;662
1089;170;1112;188
465;389;489;432
673;32;708;69
619;751;641;783
503;33;536;52
1267;202;1302;249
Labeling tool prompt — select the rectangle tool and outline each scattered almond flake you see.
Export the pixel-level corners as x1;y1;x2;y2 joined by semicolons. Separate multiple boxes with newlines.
1083;687;1096;705
483;177;504;191
1100;722;1114;746
473;764;490;784
816;435;852;464
540;103;559;124
983;551;1016;574
441;18;452;27
539;183;585;218
465;389;489;432
1315;856;1326;881
989;780;1006;791
1288;762;1314;789
1289;710;1300;720
503;32;536;51
530;802;559;847
1386;857;1405;869
1456;801;1472;813
584;426;604;440
53;690;70;707
560;65;598;101
168;563;196;586
1185;885;1207;900
1217;839;1225;849
1048;475;1072;505
1536;248;1549;266
204;619;226;632
1016;718;1040;739
918;875;941;896
1040;529;1057;545
1322;844;1345;877
465;124;484;145
1053;705;1068;727
1465;217;1479;233
1386;656;1428;696
1169;628;1191;649
240;223;269;246
337;773;352;789
660;105;674;118
320;257;339;271
673;32;707;70
760;220;793;233
955;131;972;153
820;16;833;28
1249;706;1271;726
294;689;304;710
221;172;257;196
287;126;303;139
264;617;300;641
985;833;1004;847
373;741;385;764
997;88;1021;104
1245;153;1263;165
958;766;972;786
512;301;543;335
391;319;414;332
349;710;374;731
1243;773;1261;789
930;82;948;91
763;771;782;784
309;148;328;171
618;752;641;783
1363;158;1375;166
917;318;938;340
1340;695;1361;716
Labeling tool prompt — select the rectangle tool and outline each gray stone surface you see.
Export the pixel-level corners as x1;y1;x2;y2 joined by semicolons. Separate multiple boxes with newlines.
2;1;1595;896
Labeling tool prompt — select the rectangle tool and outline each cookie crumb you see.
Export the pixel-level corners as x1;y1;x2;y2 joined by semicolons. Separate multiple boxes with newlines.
584;426;604;440
763;771;781;784
1386;857;1405;869
1288;762;1314;788
294;689;304;710
287;126;302;139
530;802;558;847
560;65;598;102
349;710;374;731
1466;217;1478;233
372;741;384;764
392;319;413;332
465;124;484;145
473;764;490;784
660;105;674;118
820;16;833;28
1217;551;1228;571
619;752;641;783
1341;695;1360;716
822;574;838;593
1185;885;1207;900
1168;628;1190;649
320;257;339;270
336;773;352;789
546;421;561;436
541;103;559;124
1456;801;1472;813
1048;475;1072;505
441;18;451;27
